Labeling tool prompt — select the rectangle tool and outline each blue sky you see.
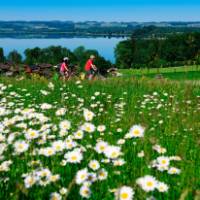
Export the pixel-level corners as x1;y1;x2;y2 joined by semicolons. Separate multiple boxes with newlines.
0;0;200;21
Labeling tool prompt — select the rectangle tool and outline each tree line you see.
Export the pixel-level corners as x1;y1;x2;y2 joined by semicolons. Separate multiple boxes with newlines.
0;46;112;73
115;32;200;69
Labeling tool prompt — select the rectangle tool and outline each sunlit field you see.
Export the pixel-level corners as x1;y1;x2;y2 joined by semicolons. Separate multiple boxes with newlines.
120;66;200;80
0;77;199;200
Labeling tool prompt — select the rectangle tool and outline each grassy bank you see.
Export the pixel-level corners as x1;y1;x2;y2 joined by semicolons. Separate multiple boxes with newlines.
120;65;200;80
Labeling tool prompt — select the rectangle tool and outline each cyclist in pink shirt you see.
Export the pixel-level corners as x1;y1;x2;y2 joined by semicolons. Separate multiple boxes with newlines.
60;57;69;80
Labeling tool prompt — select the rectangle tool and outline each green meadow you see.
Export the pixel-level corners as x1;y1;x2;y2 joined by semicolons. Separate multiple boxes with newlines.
0;75;199;200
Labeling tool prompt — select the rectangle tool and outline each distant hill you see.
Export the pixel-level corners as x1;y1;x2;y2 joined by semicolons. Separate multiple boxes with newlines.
0;21;200;38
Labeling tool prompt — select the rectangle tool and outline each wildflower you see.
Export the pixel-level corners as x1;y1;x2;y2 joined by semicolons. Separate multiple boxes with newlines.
137;150;145;158
24;175;37;188
50;175;60;182
25;129;40;140
48;82;55;90
59;188;68;195
64;148;83;163
113;159;126;166
125;125;145;138
50;192;62;200
14;140;29;154
117;139;125;145
81;123;96;133
152;145;167;154
104;145;122;159
88;160;100;171
56;108;66;116
156;156;170;168
42;147;56;157
136;175;158;192
0;160;12;172
40;103;52;110
83;109;95;121
157;182;169;192
95;141;108;154
59;120;71;130
64;138;77;150
97;125;106;132
117;128;122;132
74;130;84;139
115;186;134;200
98;168;108;180
76;168;88;185
169;156;181;161
52;140;65;152
79;185;91;199
40;90;49;96
168;167;181;174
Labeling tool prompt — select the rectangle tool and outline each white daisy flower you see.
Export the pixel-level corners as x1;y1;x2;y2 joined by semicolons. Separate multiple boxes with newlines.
25;129;40;140
98;168;108;181
56;108;66;116
104;145;122;159
81;123;96;133
64;148;83;163
79;185;91;199
95;141;108;154
83;109;95;121
76;168;88;185
88;160;100;171
74;130;84;139
157;182;169;192
125;125;145;138
168;167;181;174
50;192;62;200
59;120;71;130
40;103;52;110
97;125;106;132
136;175;158;192
115;186;134;200
52;140;65;152
14;140;29;154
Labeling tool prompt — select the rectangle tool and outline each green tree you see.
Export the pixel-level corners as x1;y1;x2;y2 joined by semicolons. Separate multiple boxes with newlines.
40;46;77;65
24;47;42;65
0;48;5;63
115;40;135;69
74;46;86;61
7;50;22;64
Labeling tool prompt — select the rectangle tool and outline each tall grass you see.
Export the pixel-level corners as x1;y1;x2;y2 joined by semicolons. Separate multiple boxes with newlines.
0;77;199;200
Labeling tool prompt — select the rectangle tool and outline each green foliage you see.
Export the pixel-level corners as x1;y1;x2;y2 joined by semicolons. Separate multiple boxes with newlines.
115;32;200;69
24;47;42;65
0;47;5;63
24;46;78;65
7;50;22;64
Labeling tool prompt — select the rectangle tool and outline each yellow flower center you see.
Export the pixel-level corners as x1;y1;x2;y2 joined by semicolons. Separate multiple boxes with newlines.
147;181;153;187
121;192;128;199
18;144;24;149
71;156;77;161
86;127;91;132
111;152;117;158
161;160;166;164
133;129;140;135
30;132;36;137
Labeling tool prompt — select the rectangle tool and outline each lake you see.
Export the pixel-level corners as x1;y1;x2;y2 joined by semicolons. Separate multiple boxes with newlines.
0;37;125;63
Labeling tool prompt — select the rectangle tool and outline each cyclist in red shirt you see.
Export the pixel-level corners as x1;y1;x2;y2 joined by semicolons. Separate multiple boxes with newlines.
85;55;97;80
